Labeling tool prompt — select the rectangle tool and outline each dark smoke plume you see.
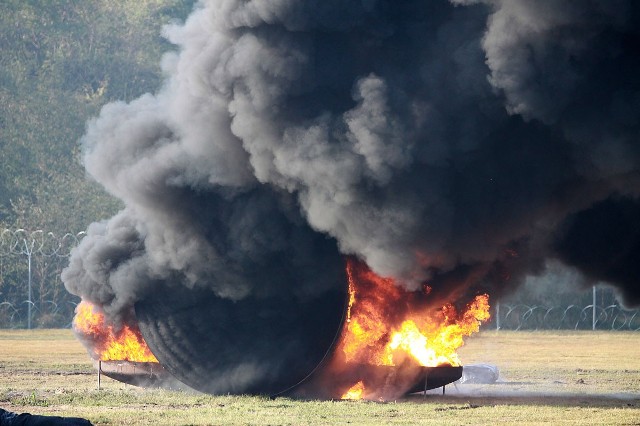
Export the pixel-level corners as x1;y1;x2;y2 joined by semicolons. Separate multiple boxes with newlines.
63;0;640;392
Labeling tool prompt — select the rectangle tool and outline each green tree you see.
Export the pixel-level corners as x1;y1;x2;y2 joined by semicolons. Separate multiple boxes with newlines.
0;0;195;327
0;0;195;233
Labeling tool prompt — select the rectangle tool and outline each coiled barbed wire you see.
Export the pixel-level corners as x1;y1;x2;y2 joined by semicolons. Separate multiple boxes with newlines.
0;229;86;258
495;303;640;331
2;229;639;331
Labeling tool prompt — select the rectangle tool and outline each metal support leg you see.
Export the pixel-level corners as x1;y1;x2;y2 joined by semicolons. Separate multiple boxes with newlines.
423;372;428;398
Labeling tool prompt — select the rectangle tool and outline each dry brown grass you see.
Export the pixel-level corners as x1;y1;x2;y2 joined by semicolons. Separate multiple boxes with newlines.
0;329;638;425
457;331;640;394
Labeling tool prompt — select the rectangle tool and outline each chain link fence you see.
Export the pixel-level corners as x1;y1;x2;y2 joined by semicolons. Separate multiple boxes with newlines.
490;286;640;331
1;228;639;330
0;229;85;328
492;302;640;331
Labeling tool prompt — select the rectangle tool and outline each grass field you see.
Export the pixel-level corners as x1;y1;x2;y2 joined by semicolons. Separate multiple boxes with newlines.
0;329;638;425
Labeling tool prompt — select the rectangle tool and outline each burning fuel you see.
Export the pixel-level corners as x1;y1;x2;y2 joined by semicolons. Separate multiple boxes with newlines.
338;259;490;368
73;301;157;363
63;0;640;396
310;259;490;400
341;381;365;400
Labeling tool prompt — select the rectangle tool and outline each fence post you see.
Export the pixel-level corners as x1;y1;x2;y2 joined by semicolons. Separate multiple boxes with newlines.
592;286;596;331
496;302;500;331
28;249;32;330
22;236;34;330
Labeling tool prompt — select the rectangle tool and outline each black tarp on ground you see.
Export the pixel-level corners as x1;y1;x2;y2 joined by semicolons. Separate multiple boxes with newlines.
0;408;92;426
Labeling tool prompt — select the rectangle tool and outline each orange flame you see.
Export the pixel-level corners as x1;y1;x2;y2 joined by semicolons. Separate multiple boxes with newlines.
341;381;366;400
337;259;490;368
73;301;158;362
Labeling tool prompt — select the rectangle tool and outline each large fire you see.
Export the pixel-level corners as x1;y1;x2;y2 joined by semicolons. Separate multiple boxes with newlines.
337;259;490;399
73;301;158;363
72;259;490;399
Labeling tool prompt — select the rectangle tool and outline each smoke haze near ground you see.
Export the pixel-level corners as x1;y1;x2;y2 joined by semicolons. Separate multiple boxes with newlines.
63;0;640;335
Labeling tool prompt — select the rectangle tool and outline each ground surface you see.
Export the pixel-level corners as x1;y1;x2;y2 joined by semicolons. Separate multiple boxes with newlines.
0;329;638;425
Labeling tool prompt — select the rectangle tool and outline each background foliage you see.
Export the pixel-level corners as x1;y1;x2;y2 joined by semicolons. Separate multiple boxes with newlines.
0;1;194;326
0;0;195;232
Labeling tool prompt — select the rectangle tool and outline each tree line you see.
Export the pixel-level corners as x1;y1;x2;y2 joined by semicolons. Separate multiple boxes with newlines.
0;1;194;327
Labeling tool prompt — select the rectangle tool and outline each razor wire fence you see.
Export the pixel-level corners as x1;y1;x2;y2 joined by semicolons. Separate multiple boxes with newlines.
1;227;639;331
491;289;640;331
0;229;85;329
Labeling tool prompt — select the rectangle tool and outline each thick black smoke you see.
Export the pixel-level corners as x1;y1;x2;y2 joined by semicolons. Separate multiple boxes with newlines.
63;0;640;392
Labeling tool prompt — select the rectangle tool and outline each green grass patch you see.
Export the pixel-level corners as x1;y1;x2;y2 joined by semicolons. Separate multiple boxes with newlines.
0;330;638;425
